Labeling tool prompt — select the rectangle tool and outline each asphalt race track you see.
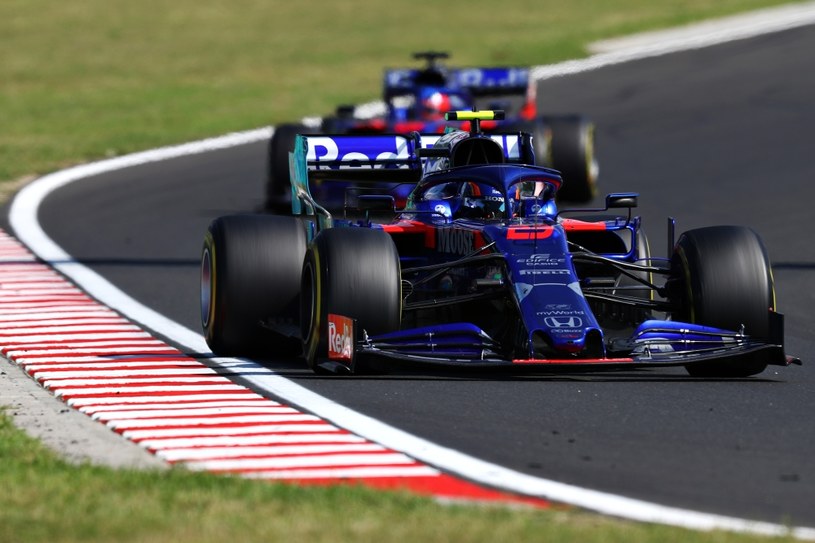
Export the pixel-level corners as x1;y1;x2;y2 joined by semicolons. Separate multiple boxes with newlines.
6;24;815;526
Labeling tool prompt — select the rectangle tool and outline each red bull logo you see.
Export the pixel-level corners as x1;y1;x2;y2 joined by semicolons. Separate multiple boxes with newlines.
327;313;354;361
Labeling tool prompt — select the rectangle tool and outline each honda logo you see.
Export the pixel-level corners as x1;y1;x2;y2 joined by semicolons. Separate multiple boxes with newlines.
544;316;583;328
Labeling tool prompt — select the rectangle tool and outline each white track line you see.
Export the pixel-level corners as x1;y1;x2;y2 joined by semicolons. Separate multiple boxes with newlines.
139;433;367;450
157;443;389;462
65;393;265;407
243;466;441;480
9;3;815;537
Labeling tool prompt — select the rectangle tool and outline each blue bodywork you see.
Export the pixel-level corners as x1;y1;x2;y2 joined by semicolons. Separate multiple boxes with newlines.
288;123;793;373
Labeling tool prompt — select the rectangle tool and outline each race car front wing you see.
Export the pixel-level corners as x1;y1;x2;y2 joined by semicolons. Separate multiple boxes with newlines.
314;315;800;375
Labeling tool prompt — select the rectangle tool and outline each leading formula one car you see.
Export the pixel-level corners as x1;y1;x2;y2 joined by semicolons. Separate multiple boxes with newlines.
265;52;598;212
203;110;798;377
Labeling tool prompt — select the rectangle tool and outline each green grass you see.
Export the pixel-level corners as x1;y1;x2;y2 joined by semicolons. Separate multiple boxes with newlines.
0;411;798;543
0;1;806;540
0;0;796;183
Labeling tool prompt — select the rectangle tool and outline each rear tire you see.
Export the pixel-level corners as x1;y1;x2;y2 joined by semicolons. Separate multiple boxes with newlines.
301;228;401;373
265;123;315;213
202;214;307;356
668;226;775;377
542;115;598;203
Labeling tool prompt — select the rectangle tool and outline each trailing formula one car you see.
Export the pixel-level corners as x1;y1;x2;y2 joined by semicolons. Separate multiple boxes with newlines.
204;110;798;378
265;52;598;212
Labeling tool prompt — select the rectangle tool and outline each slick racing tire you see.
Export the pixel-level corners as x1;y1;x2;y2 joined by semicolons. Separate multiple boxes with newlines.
301;227;401;374
668;226;775;377
542;115;598;203
202;214;307;357
265;123;316;213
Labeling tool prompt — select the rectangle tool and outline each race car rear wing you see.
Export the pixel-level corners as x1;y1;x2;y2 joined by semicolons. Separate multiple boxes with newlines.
384;67;530;98
288;129;535;218
298;133;424;181
288;133;425;220
291;129;528;179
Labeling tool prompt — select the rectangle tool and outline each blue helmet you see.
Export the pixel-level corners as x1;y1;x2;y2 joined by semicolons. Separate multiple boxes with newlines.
458;182;504;219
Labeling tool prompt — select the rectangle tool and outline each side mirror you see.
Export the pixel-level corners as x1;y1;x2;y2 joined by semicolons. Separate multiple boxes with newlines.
606;192;638;209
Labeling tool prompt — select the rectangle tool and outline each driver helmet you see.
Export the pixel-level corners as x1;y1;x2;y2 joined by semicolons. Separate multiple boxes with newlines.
421;91;453;120
459;182;505;219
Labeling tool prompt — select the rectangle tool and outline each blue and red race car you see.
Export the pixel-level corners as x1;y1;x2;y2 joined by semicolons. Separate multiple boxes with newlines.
265;52;598;212
204;110;798;377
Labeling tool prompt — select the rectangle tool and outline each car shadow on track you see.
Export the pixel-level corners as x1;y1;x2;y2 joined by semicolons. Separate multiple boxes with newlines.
190;353;787;385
